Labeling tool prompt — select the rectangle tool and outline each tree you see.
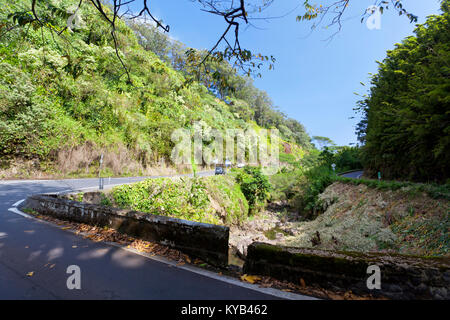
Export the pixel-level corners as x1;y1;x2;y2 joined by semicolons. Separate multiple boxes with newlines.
312;136;335;150
4;0;416;82
356;0;450;182
299;0;417;40
127;20;170;62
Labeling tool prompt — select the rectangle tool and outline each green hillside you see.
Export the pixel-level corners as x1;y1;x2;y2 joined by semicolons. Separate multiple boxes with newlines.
0;0;312;178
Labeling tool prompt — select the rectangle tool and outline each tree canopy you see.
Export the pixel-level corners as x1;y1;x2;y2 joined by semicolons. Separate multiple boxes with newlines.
0;0;313;175
356;0;450;183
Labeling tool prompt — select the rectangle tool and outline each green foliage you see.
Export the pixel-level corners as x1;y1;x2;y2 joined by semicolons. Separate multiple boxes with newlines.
269;169;304;202
337;176;450;201
278;152;298;167
299;149;320;169
312;136;335;149
356;2;450;182
391;212;449;256
111;177;219;224
269;164;336;220
128;18;312;149
110;175;249;225
203;175;249;225
235;166;271;213
297;165;336;219
0;0;312;175
0;62;55;158
318;146;363;173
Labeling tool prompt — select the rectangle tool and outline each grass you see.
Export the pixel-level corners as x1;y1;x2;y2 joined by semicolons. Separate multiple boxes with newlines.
337;177;450;200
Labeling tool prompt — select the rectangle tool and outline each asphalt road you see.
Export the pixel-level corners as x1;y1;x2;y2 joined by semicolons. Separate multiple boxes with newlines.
0;173;314;300
340;170;364;179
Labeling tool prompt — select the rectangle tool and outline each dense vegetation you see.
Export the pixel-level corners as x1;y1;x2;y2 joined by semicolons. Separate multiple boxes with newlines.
356;0;450;183
269;145;363;219
108;167;272;225
0;0;312;177
110;176;246;225
235;166;271;213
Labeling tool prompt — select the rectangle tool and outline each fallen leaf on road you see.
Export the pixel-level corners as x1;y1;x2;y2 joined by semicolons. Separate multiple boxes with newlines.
61;227;71;230
240;274;261;284
49;264;56;269
26;272;34;277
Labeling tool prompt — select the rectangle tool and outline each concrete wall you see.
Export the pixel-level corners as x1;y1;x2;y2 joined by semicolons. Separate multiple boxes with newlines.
244;242;450;300
22;194;229;267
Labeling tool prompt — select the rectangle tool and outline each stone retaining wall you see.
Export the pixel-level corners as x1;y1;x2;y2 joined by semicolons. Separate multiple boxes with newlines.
244;242;450;299
22;194;229;267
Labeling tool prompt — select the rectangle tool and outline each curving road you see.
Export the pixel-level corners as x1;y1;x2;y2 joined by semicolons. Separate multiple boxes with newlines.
0;174;314;300
340;170;364;179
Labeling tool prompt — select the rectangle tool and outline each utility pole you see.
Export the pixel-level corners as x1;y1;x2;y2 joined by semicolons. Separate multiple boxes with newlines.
99;153;104;190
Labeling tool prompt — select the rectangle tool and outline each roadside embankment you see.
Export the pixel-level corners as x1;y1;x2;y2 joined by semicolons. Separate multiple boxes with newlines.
283;181;449;257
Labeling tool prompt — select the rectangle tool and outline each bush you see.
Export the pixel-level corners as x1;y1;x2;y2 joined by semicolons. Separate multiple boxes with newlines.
0;1;316;178
337;176;450;201
298;165;336;219
111;177;218;224
110;175;251;225
203;175;249;225
269;169;303;202
235;166;271;213
318;146;362;173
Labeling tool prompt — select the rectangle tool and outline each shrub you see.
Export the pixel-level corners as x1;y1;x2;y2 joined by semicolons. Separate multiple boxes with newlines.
298;165;336;219
110;175;252;225
235;166;271;213
203;175;249;225
337;176;450;201
269;169;303;202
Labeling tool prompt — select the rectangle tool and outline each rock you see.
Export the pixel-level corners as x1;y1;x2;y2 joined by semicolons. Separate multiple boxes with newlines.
416;283;428;294
281;228;295;236
387;284;403;293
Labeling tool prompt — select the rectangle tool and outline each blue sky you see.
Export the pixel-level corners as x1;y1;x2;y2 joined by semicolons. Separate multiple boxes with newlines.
131;0;442;146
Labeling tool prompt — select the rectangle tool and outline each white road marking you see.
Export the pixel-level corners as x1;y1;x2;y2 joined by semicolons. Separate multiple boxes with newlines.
0;172;214;185
12;199;25;207
8;207;33;219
